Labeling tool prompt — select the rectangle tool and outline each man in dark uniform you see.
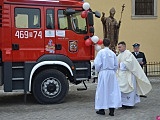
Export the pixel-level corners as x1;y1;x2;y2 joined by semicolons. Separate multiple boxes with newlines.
132;43;147;98
132;43;147;68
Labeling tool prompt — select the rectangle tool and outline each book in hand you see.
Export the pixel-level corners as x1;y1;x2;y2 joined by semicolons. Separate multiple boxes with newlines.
137;58;143;63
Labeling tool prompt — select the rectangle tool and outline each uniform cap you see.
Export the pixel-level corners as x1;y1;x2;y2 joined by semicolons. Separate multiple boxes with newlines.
132;43;140;47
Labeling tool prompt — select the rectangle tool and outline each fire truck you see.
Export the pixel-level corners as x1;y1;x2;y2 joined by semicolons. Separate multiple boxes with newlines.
0;0;100;104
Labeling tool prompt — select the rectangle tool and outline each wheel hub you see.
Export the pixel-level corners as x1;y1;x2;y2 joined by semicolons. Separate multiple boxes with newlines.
47;83;56;93
41;77;61;98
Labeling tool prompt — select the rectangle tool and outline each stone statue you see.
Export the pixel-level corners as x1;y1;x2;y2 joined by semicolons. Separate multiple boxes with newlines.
101;7;121;52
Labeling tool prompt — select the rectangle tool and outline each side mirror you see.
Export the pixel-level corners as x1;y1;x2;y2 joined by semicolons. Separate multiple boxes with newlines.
87;12;94;26
94;11;101;18
64;8;75;15
89;27;94;33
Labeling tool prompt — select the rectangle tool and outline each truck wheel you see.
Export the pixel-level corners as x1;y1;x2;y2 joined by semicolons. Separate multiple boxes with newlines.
32;69;69;104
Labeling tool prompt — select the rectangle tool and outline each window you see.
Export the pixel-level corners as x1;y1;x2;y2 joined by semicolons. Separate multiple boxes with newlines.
58;10;87;34
46;9;54;29
58;10;69;30
132;0;157;18
15;8;40;28
71;12;87;34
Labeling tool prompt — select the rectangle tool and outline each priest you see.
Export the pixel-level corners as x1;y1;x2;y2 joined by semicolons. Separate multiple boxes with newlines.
117;41;152;108
94;38;122;116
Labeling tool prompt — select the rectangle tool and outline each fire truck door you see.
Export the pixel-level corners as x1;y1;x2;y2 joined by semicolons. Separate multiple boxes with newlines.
11;6;44;61
55;8;91;60
44;8;56;54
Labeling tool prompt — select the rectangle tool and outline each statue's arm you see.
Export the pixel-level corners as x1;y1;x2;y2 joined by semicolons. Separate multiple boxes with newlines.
101;12;106;24
118;20;121;28
115;19;121;29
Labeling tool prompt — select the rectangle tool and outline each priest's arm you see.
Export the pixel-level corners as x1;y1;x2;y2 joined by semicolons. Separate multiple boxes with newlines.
94;52;102;73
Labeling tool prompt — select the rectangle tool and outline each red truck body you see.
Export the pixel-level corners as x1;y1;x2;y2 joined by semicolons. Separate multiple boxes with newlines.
0;0;98;104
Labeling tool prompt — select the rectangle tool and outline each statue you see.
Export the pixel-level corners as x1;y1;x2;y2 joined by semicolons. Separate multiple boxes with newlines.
101;5;125;52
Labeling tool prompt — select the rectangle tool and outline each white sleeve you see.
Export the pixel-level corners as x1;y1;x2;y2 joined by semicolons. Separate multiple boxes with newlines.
94;52;102;72
120;62;127;71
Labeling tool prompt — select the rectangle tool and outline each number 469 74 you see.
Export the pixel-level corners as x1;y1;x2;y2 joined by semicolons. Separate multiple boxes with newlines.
15;30;42;39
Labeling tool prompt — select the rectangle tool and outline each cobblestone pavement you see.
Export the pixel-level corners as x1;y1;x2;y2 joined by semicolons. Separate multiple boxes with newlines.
0;77;160;120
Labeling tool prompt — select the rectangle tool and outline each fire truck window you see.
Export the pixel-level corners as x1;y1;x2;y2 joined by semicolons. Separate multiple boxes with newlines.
46;9;54;29
58;10;69;30
71;12;87;34
15;8;40;29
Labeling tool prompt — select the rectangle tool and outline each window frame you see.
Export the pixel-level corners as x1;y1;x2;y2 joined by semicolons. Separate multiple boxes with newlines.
132;0;157;19
46;9;54;29
58;9;70;30
14;7;41;29
58;9;87;34
70;11;88;34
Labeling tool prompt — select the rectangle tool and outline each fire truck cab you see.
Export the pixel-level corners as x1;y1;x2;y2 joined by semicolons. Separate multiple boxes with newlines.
0;0;100;104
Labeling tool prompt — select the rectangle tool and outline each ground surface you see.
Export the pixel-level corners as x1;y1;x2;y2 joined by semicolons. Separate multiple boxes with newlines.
0;77;159;120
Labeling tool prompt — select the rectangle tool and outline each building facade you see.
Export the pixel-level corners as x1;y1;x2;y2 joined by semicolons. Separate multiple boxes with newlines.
87;0;159;62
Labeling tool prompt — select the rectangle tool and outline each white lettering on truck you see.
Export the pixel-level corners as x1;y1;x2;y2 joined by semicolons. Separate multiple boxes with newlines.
15;30;42;39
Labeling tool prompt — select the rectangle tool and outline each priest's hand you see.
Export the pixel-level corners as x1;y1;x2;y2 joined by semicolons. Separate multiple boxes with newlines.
140;62;143;65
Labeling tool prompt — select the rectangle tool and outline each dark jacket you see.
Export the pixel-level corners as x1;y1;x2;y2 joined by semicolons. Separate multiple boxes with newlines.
132;52;147;68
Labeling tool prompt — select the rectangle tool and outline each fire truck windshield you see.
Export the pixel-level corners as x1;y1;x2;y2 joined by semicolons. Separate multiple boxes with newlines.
58;10;87;34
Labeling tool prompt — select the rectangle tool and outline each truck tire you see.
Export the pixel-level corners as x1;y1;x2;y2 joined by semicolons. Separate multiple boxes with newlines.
32;69;69;104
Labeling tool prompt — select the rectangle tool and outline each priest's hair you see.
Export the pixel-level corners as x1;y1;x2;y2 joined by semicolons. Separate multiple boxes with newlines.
103;38;110;47
118;41;126;46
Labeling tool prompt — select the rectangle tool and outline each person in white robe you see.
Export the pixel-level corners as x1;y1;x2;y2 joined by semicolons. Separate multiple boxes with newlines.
94;38;122;116
117;41;152;108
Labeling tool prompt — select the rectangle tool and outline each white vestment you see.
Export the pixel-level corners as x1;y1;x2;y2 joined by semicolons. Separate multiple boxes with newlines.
94;47;122;110
117;50;152;106
120;63;140;106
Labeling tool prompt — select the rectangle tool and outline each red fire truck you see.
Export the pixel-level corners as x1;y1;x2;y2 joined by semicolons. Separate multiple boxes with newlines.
0;0;100;104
